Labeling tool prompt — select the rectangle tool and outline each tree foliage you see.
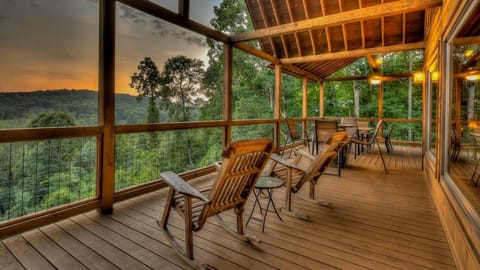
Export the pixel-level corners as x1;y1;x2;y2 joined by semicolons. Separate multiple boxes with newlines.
159;55;206;122
130;57;162;123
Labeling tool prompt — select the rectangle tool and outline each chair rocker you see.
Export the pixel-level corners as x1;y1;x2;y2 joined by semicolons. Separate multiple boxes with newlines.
158;138;273;269
268;132;348;220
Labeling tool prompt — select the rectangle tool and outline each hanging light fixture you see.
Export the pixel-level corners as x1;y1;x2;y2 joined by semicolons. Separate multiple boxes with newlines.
413;71;425;83
465;67;480;81
368;75;382;85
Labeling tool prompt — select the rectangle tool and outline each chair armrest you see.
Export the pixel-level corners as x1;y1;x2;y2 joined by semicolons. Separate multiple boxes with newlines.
213;161;222;172
160;171;210;203
351;138;368;145
270;153;305;172
292;148;316;160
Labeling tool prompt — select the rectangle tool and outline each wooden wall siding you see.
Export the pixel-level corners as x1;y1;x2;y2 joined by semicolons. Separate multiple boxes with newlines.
0;146;458;269
425;161;480;270
422;0;480;268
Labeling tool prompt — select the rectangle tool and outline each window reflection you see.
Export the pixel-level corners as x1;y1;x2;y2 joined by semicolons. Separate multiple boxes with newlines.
429;70;438;156
447;17;480;211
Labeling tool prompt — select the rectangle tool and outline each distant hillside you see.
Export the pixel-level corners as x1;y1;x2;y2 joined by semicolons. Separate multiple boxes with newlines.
0;89;149;127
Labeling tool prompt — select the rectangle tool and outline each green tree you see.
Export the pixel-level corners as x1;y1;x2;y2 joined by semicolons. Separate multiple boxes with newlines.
130;57;162;123
159;55;206;122
28;111;76;127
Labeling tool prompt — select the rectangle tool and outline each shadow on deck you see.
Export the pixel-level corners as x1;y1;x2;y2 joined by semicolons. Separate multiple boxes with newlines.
0;146;457;269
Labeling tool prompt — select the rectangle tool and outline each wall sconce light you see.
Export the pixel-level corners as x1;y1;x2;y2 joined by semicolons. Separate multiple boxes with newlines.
465;68;480;81
413;72;425;83
368;75;382;85
432;71;439;82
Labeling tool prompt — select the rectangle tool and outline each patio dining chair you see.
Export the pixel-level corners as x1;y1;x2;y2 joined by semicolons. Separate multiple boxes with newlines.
313;119;338;155
384;123;395;154
158;138;273;269
351;119;388;174
283;118;311;157
267;132;348;220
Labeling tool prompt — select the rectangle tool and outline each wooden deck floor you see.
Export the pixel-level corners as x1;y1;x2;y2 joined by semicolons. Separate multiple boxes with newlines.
0;146;457;269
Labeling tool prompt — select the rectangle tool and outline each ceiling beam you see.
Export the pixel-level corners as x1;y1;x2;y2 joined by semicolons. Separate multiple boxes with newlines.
281;41;426;64
453;36;480;45
233;42;279;64
366;55;379;73
230;0;442;43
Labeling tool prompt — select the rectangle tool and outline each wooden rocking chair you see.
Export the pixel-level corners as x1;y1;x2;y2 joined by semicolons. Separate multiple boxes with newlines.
268;132;348;220
158;138;273;269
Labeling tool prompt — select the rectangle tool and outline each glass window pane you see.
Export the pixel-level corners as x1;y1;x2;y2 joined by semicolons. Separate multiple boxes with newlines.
149;0;177;13
0;0;99;128
308;82;320;117
116;3;221;123
232;49;274;120
281;74;302;118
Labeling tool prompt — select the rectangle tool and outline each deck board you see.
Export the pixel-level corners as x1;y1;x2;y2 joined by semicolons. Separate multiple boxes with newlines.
0;146;457;269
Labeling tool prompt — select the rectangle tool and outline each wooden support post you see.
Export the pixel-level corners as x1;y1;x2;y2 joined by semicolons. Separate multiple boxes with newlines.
99;0;116;213
302;77;308;137
274;64;282;149
378;82;383;119
378;82;384;134
319;81;324;117
178;0;189;18
223;44;233;149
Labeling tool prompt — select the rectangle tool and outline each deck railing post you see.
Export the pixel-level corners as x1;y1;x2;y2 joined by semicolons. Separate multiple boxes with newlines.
274;64;282;149
223;43;233;148
98;0;116;213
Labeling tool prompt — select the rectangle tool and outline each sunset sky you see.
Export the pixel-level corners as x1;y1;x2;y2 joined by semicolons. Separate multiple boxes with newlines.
0;0;221;95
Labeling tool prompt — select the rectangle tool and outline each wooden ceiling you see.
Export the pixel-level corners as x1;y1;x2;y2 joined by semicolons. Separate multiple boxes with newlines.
237;0;443;81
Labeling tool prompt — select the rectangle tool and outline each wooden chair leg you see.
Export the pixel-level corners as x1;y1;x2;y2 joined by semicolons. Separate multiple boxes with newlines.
376;141;388;174
279;167;311;220
184;195;194;260
160;188;175;229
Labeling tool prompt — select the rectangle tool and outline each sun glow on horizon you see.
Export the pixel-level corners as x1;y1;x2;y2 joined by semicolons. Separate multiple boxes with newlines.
0;0;216;97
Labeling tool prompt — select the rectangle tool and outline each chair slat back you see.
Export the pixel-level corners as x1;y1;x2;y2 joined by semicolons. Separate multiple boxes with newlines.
370;120;384;144
315;119;338;144
200;138;273;221
306;132;348;178
295;132;348;190
286;118;301;140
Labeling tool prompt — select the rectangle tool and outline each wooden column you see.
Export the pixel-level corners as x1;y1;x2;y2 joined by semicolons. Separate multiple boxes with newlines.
99;0;116;213
223;44;233;148
274;64;282;149
378;82;384;119
319;81;324;117
302;77;308;136
178;0;190;18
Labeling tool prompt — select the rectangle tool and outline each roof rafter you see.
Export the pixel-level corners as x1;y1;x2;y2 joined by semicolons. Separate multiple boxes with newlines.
231;0;442;43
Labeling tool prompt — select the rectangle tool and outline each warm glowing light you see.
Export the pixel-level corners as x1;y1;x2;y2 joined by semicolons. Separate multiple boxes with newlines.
375;57;383;65
369;75;382;85
432;71;439;82
466;74;480;81
468;121;479;129
413;72;425;83
465;68;480;81
465;50;474;57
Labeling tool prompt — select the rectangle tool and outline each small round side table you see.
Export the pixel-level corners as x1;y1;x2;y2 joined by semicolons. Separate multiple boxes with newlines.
246;176;284;232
